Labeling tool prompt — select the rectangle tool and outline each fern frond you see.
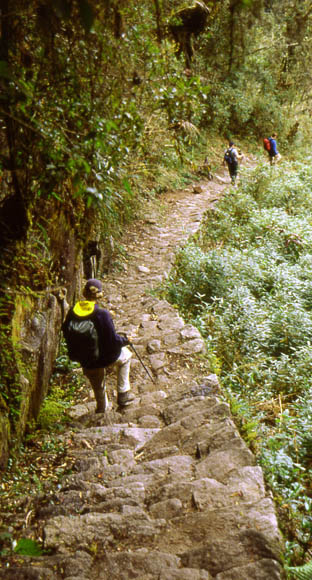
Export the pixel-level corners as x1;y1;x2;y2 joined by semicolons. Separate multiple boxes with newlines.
286;559;312;580
179;120;200;136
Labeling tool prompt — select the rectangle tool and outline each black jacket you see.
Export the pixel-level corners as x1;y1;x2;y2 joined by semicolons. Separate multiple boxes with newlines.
62;301;128;368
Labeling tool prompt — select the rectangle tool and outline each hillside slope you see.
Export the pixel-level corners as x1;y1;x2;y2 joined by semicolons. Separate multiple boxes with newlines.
0;158;284;579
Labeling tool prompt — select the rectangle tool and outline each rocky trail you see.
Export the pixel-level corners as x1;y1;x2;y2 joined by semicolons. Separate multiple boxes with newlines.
1;161;284;579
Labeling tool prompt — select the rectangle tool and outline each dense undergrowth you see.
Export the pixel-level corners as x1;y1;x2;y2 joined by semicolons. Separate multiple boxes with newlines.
163;159;312;571
0;347;85;559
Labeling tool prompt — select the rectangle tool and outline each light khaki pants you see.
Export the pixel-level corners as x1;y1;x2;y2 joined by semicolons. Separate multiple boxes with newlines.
83;346;132;400
113;346;132;393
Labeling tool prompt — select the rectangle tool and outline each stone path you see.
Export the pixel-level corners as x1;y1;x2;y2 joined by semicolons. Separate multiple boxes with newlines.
1;163;284;579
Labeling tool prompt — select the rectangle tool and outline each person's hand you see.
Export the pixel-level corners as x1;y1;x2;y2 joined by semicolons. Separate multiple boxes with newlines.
126;327;138;344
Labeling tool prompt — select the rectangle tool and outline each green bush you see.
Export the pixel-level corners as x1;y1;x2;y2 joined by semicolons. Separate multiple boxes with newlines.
37;398;67;431
14;538;43;556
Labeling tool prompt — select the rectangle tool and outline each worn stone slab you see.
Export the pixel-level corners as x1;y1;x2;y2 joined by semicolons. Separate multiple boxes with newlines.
73;425;160;451
149;352;166;371
157;314;184;331
215;558;283;579
160;570;212;580
162;332;181;347
180;324;202;339
195;446;256;483
132;455;194;479
87;480;146;503
93;550;182;579
44;512;167;553
0;568;56;580
138;414;162;428
167;338;206;355
179;524;281;578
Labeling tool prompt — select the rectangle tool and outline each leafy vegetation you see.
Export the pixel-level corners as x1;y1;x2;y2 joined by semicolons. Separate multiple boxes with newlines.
2;0;311;246
37;343;85;430
0;353;85;559
13;538;43;557
2;0;312;572
163;161;312;569
286;560;312;580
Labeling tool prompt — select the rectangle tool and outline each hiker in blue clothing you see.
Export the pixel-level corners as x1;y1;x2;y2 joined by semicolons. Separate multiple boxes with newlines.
268;132;281;165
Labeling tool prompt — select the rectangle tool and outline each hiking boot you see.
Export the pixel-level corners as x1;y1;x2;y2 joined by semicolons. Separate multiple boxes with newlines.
117;391;135;407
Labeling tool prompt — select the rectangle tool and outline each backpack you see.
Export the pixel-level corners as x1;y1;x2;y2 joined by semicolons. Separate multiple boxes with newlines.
263;137;271;152
63;315;100;367
224;148;234;164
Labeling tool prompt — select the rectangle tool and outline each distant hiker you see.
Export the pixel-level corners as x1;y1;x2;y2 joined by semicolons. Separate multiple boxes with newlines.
223;141;243;185
267;132;281;165
62;278;135;412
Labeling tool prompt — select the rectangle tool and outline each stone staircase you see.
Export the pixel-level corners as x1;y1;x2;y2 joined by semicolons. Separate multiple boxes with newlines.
1;170;285;579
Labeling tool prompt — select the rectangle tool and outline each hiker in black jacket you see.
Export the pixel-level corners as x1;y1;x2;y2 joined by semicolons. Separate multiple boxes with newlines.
62;278;135;412
223;140;243;185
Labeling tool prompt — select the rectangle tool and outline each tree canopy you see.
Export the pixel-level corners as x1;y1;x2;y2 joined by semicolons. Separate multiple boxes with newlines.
1;0;312;247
